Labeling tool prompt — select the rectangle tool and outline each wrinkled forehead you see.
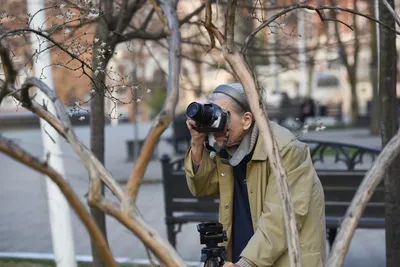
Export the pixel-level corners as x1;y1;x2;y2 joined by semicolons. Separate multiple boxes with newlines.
208;95;234;111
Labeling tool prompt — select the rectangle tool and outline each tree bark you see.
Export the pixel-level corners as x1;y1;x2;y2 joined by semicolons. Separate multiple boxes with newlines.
349;72;359;126
379;1;400;266
330;0;360;126
369;0;380;136
89;15;115;267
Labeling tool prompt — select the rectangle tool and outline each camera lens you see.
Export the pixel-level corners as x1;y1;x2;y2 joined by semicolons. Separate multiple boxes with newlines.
186;102;213;125
187;102;202;118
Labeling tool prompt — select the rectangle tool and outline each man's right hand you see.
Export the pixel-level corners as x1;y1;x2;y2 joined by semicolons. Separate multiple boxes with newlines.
186;118;206;164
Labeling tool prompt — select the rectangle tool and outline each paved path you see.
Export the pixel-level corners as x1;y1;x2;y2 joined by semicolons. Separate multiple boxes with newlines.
0;123;386;265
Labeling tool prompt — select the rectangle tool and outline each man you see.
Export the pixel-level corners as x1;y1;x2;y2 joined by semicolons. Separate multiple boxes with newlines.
184;83;326;267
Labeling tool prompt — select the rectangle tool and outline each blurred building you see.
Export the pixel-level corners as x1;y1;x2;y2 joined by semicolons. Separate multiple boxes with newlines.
1;0;399;125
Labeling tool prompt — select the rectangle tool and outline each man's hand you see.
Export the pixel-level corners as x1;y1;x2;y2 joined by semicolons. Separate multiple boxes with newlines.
222;262;239;267
186;118;206;147
186;118;206;164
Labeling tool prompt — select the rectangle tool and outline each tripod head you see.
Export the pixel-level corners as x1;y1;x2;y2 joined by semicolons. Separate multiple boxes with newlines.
197;223;228;267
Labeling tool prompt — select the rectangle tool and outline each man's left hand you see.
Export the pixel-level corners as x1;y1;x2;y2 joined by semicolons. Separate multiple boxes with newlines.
222;262;239;267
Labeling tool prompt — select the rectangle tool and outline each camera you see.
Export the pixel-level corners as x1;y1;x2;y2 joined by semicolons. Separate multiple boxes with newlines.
186;102;229;133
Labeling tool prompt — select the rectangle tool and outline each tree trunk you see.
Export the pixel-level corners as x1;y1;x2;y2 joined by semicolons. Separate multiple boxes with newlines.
194;50;203;98
379;1;400;266
307;57;314;97
369;0;380;136
89;16;115;267
349;73;359;126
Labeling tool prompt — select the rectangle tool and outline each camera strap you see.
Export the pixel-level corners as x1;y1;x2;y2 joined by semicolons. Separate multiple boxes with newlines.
205;112;231;165
206;124;254;166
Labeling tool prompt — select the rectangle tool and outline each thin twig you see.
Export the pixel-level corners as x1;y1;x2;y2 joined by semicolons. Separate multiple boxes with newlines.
242;4;400;54
149;0;169;28
205;0;215;53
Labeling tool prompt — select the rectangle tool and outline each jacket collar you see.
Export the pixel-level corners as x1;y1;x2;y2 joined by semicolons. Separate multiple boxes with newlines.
251;134;268;161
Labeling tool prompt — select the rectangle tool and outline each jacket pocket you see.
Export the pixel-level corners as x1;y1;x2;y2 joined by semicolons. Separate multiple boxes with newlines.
301;252;323;267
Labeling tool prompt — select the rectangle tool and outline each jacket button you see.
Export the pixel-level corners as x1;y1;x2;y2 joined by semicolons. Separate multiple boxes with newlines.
250;189;254;194
224;204;229;209
221;172;225;177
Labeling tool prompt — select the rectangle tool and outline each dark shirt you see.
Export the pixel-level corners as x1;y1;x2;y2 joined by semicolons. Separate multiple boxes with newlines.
232;148;255;263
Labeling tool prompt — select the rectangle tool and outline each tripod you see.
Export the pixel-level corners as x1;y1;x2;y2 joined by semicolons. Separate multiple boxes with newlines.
197;222;227;267
198;244;227;267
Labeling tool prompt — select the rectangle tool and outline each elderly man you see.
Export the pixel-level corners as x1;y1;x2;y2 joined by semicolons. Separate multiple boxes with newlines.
184;83;326;267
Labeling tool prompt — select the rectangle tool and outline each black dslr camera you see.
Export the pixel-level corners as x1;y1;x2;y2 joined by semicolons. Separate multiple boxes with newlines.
197;222;227;267
186;102;229;133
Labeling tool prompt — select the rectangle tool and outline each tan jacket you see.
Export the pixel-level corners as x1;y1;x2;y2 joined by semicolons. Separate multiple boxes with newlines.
184;122;326;267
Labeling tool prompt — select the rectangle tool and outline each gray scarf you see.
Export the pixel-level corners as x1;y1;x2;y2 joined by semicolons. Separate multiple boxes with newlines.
208;124;259;166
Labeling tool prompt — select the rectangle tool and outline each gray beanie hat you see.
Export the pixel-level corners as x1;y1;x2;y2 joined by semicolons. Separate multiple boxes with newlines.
212;83;250;112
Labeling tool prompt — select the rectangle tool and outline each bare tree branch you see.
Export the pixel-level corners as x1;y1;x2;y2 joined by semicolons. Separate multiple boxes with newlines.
179;3;206;25
0;28;109;96
12;76;186;266
91;197;186;266
0;44;125;201
0;43;17;104
1;22;188;265
381;0;400;28
204;0;215;52
242;3;400;54
18;78;125;201
124;0;182;206
113;0;147;41
0;135;118;267
205;11;302;267
149;0;169;28
327;129;400;266
140;9;156;31
117;3;205;43
224;50;303;267
116;28;168;42
225;0;237;52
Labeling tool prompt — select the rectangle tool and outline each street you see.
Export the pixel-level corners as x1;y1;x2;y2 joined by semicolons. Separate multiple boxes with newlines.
0;123;385;266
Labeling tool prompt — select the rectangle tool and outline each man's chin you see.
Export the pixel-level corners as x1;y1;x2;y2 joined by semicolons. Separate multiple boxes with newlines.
213;136;224;146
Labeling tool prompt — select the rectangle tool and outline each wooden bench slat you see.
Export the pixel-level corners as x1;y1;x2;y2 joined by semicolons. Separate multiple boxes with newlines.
324;188;384;203
166;212;219;223
318;172;384;187
169;201;219;213
326;217;385;228
325;203;385;217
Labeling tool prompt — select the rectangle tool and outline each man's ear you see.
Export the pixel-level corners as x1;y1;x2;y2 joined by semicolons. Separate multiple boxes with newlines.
242;112;253;130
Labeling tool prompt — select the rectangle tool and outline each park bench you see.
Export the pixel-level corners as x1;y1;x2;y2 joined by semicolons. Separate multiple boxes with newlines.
161;139;383;249
302;139;383;248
